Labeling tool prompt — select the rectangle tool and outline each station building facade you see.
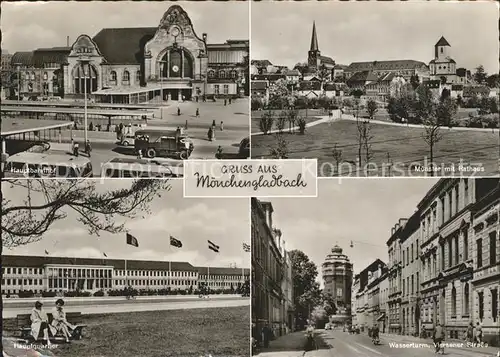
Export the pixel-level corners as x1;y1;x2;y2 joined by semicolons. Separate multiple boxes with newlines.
1;255;249;295
10;5;249;103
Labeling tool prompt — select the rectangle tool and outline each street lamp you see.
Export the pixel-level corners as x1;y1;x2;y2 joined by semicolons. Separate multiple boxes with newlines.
77;56;90;143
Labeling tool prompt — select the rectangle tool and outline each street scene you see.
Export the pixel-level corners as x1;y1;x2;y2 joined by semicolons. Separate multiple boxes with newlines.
251;2;499;176
1;179;251;357
251;178;500;356
1;1;250;178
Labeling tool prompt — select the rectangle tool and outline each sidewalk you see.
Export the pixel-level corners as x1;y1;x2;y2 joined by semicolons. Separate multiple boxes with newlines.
257;331;306;357
380;332;500;356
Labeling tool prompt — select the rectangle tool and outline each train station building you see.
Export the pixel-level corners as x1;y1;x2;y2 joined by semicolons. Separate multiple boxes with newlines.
10;5;249;103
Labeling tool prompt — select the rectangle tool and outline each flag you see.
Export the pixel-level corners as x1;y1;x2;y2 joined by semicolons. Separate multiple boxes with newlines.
126;233;139;247
243;243;251;252
103;252;108;257
170;236;182;248
44;250;49;255
208;240;219;253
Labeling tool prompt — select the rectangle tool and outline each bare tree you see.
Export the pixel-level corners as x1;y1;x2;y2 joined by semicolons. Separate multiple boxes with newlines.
422;115;444;176
332;144;343;176
362;121;374;166
259;110;274;135
286;108;298;134
355;117;364;167
276;111;287;134
269;134;289;159
366;99;378;120
1;179;171;248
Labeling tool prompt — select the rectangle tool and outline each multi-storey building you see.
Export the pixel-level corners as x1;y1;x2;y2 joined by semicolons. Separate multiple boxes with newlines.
351;275;360;326
366;263;388;330
281;250;295;334
387;219;406;334
418;178;498;340
344;60;429;83
471;184;499;346
1;255;249;295
378;272;390;333
251;198;287;340
354;259;386;332
11;5;249;102
399;212;421;337
322;245;353;315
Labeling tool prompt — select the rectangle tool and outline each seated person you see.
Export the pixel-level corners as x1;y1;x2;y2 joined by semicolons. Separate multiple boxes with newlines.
31;301;56;345
51;299;76;342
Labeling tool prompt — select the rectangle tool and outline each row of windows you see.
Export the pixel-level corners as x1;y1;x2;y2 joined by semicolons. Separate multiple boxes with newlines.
109;70;140;85
2;279;43;286
3;268;43;275
114;270;196;277
208;70;238;79
20;72;57;81
213;84;230;95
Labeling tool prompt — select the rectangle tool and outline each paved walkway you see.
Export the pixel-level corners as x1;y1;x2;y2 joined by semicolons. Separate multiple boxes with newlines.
253;114;499;136
257;331;306;357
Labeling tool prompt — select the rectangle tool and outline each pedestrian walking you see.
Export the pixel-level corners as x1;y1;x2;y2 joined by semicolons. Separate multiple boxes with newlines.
215;145;223;159
220;121;224;131
229;97;232;104
466;322;474;343
73;142;79;157
137;149;143;159
475;322;483;344
207;127;213;141
262;324;271;349
85;140;92;158
212;120;216;129
433;323;445;354
177;107;181;116
224;98;227;106
185;120;188;130
196;108;200;117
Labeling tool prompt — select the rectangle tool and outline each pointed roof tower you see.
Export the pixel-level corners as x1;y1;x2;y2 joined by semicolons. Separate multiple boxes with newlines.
310;21;319;52
435;36;450;47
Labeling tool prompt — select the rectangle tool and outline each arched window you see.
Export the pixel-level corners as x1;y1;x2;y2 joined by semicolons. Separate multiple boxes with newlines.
219;70;226;78
208;70;215;78
31;72;35;80
110;71;117;83
231;70;238;79
463;283;469;315
135;71;141;84
122;70;130;84
74;65;98;94
43;72;48;81
451;285;457;317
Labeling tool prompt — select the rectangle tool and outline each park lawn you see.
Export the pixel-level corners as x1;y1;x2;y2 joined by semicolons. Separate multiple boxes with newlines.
251;120;499;177
56;306;250;357
251;109;324;133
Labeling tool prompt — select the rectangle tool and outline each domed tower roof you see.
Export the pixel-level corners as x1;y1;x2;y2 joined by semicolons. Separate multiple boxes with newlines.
332;245;343;254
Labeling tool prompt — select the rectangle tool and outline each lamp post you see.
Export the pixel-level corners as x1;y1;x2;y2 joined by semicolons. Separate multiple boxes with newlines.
14;63;21;101
77;56;90;143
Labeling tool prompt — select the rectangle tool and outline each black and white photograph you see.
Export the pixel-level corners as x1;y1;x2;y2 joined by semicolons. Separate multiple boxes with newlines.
1;1;250;178
250;1;499;177
1;179;250;357
251;178;500;357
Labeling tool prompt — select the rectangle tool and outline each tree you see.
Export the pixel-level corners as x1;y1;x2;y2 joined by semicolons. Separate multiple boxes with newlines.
331;144;343;176
440;88;451;102
289;250;322;329
436;97;458;127
286;108;299;133
259;110;274;135
297;116;307;135
410;74;420;90
485;74;500;88
366;99;378;119
276;111;287;134
317;64;330;89
322;292;338;317
350;89;364;98
473;65;487;85
269;133;288;159
1;179;170;248
269;78;291;109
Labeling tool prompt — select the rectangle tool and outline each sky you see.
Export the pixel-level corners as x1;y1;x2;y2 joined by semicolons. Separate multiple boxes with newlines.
1;1;249;52
2;180;250;269
260;178;439;286
252;1;499;74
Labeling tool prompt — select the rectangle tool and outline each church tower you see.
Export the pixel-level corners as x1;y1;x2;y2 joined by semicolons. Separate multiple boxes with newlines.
308;21;321;69
434;36;451;60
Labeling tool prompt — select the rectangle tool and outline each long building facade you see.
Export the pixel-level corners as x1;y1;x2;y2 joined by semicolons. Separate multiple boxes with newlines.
251;198;294;343
1;255;249;295
10;5;249;103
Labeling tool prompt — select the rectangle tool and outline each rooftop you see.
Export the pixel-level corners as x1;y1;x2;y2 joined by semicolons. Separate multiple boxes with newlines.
1;118;73;136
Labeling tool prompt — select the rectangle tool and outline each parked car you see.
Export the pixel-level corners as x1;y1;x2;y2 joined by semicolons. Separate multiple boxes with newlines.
239;137;250;158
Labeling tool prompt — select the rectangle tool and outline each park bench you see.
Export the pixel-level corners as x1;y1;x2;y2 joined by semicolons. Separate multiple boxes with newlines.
17;312;87;342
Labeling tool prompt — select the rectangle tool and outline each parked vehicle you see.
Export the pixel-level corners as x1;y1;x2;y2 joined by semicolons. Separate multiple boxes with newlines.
134;129;194;159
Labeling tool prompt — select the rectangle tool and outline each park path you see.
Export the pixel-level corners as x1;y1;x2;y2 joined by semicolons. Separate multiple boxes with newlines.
252;114;499;136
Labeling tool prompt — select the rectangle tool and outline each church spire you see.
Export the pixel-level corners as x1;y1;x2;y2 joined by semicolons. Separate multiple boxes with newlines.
310;21;319;52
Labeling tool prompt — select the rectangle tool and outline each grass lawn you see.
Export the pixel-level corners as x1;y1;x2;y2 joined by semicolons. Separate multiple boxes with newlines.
55;306;250;357
251;109;324;133
251;120;499;177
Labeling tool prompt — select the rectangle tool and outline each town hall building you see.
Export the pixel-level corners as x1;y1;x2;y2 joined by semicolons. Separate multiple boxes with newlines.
11;5;249;103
